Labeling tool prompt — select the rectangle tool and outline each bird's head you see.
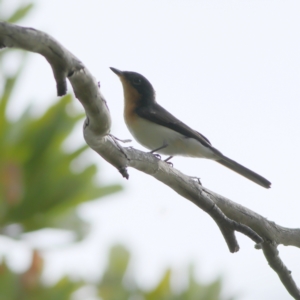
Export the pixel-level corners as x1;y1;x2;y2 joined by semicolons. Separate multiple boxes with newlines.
110;67;155;105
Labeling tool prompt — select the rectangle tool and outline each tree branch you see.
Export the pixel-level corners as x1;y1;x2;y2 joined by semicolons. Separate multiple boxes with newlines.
0;21;299;299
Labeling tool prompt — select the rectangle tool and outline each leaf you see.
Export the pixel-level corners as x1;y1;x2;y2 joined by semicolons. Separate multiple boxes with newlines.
0;258;19;300
0;95;122;238
98;245;131;300
179;265;234;300
145;269;173;300
0;54;27;139
0;76;18;131
7;4;34;23
23;208;90;242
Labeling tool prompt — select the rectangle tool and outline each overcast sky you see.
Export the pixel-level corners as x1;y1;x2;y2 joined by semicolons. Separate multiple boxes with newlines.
1;0;300;299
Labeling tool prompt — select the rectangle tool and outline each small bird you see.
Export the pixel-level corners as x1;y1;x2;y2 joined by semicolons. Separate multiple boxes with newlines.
110;67;271;188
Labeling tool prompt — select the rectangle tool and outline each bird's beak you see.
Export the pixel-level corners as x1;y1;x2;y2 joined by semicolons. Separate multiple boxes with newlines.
110;67;123;77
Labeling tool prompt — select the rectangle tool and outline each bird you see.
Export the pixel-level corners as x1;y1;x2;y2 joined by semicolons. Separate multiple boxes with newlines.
110;67;271;189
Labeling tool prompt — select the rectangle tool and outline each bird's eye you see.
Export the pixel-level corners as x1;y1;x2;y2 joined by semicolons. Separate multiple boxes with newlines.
132;78;142;85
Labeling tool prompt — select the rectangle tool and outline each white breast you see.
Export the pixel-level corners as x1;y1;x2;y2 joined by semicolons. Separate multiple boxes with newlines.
126;117;216;159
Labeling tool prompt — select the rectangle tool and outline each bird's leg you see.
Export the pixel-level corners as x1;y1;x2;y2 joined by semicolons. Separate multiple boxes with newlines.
164;156;173;162
149;141;169;160
150;142;169;154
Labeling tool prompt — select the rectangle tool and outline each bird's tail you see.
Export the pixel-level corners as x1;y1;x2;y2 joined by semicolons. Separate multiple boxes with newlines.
215;154;271;188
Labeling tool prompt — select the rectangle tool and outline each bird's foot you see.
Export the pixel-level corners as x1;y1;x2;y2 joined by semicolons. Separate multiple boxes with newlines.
150;142;169;160
164;156;173;167
153;153;161;160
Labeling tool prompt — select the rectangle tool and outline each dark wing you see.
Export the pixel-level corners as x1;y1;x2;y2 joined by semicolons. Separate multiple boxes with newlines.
136;103;212;148
136;104;271;188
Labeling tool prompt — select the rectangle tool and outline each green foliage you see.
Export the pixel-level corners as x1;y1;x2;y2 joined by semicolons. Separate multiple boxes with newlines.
7;3;34;23
97;245;234;300
144;269;173;300
0;85;122;239
0;2;121;240
98;245;131;300
180;267;227;300
0;251;83;300
1;91;121;232
0;1;33;23
0;245;234;300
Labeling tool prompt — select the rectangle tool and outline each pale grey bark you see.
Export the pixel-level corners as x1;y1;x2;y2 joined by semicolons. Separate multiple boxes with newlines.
0;21;299;299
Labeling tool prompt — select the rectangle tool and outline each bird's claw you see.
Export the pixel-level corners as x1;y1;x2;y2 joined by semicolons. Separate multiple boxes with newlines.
153;153;161;160
164;156;173;167
166;161;173;167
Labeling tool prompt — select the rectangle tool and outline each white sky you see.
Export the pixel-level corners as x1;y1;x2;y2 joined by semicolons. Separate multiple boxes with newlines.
1;0;300;299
